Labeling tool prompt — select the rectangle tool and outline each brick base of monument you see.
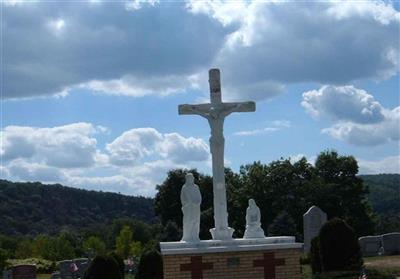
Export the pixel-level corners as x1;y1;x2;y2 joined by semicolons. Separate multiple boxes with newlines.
162;248;301;279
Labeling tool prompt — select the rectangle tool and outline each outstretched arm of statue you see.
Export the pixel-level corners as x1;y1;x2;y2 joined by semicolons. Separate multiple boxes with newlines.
220;101;256;117
178;104;212;118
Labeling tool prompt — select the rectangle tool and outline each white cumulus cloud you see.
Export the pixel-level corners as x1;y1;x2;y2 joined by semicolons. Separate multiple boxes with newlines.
302;85;399;146
1;123;104;168
106;128;209;166
302;85;385;123
3;1;399;101
358;155;400;174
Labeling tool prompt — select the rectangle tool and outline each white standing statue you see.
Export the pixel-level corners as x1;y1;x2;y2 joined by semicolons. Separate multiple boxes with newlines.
244;199;265;239
180;173;202;242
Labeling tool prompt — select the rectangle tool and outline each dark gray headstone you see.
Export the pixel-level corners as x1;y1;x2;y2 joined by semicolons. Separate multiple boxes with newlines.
3;270;12;279
358;235;382;257
303;205;327;252
58;260;74;279
50;272;61;279
11;265;36;279
382;232;400;255
74;258;89;278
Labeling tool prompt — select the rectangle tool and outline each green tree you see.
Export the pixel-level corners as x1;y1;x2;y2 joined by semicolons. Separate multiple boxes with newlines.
53;234;75;261
154;151;375;239
32;234;51;258
116;226;133;259
159;221;181;242
83;236;106;256
15;239;33;259
312;151;375;236
267;211;297;237
0;248;7;272
130;241;142;257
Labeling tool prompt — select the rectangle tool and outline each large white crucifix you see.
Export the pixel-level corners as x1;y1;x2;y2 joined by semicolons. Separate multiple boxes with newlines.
178;69;256;240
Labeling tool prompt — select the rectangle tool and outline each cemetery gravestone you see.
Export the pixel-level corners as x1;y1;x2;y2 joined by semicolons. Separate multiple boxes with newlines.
58;260;74;279
382;232;400;255
11;265;36;279
358;236;382;257
303;205;327;253
3;270;12;279
73;258;89;278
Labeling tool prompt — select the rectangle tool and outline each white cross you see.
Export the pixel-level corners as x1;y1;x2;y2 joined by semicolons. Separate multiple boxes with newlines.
178;69;256;240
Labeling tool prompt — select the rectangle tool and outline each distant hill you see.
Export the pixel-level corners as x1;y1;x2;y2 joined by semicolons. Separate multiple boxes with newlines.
0;180;155;236
360;174;400;215
1;174;398;236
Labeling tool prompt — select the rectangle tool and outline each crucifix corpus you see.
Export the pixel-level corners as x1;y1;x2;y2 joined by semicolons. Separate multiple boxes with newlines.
178;69;256;240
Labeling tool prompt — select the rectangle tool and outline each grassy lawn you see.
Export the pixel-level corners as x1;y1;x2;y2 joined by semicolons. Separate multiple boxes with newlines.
37;274;135;279
364;255;400;276
302;255;400;278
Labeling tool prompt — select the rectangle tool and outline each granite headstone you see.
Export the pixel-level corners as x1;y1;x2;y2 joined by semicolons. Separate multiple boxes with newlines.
11;265;36;279
382;232;400;255
303;205;327;252
358;235;382;257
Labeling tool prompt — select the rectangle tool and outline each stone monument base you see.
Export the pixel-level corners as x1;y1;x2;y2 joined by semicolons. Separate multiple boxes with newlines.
160;237;303;279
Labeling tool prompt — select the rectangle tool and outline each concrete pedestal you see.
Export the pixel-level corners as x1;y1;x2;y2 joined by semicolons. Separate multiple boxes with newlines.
160;237;303;279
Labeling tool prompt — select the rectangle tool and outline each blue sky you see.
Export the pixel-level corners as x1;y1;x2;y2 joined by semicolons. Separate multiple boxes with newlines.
1;0;399;196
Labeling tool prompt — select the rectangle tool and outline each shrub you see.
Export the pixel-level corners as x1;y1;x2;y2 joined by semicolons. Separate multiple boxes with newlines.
109;252;125;279
6;258;56;273
136;250;163;279
310;236;322;274
83;255;122;279
0;248;7;272
319;218;363;272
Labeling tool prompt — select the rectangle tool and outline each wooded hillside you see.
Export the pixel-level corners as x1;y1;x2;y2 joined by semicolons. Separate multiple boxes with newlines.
0;180;155;236
361;174;400;215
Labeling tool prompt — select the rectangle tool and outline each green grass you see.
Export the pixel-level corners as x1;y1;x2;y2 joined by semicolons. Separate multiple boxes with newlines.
302;255;400;278
364;255;400;276
37;274;135;279
302;264;312;279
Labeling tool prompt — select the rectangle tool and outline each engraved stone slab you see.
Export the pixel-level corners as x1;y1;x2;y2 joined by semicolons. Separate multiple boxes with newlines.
12;265;36;279
303;205;327;253
358;236;382;257
58;260;74;279
382;232;400;255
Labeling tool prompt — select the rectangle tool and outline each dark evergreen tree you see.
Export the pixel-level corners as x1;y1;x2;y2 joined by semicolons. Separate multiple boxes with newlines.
83;255;122;279
309;236;322;274
109;252;125;279
319;218;363;271
136;250;163;279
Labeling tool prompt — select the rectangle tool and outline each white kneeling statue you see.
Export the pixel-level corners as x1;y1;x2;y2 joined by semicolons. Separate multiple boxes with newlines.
180;173;202;242
243;199;265;239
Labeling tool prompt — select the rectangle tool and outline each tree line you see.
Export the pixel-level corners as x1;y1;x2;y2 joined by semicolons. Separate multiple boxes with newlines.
155;151;399;241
